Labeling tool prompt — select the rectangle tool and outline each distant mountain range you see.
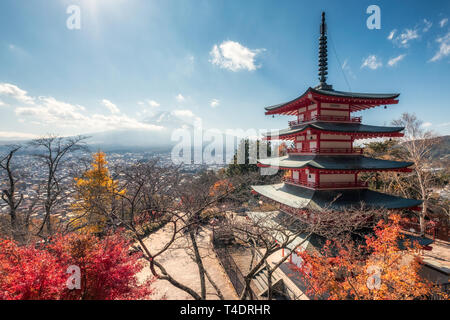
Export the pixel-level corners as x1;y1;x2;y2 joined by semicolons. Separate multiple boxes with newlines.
1;119;448;160
0;111;195;152
0;110;242;156
86;110;194;151
430;135;450;161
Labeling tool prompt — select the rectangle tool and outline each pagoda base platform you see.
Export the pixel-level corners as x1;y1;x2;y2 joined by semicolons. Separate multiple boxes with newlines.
251;183;422;211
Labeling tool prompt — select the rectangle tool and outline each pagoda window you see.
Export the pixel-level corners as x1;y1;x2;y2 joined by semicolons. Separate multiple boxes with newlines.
296;136;305;141
320;103;350;118
320;140;352;148
321;103;349;110
308;104;317;110
321;134;350;140
320;173;354;183
321;109;350;117
298;113;304;122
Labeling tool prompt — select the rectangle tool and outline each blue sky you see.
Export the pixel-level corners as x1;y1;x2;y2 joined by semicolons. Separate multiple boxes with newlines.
0;0;449;141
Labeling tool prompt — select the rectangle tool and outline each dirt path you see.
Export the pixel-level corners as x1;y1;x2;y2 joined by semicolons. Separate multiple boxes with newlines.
137;223;238;300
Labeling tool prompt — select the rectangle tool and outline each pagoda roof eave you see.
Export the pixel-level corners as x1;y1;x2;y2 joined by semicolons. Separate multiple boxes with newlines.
264;123;405;140
251;183;423;211
257;155;413;171
265;87;400;115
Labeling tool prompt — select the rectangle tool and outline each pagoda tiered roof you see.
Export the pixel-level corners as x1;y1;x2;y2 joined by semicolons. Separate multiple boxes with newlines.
251;183;422;211
264;122;405;140
265;87;400;116
251;12;422;213
257;155;413;172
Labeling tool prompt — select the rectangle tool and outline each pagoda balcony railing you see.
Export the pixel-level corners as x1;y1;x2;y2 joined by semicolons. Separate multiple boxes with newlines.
287;147;363;155
289;115;362;127
283;177;368;190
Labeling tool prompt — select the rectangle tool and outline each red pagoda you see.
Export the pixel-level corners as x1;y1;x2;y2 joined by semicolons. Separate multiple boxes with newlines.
252;12;422;215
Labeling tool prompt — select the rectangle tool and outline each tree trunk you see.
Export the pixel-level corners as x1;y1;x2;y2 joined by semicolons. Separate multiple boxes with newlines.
420;201;427;236
10;209;20;242
204;268;225;300
189;229;206;299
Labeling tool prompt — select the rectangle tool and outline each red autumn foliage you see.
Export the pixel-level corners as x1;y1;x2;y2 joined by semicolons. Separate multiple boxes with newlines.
278;142;288;156
0;239;66;300
209;179;234;197
0;232;154;300
291;215;447;300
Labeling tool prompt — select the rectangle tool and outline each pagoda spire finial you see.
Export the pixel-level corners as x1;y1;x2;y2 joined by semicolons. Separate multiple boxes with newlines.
317;12;332;90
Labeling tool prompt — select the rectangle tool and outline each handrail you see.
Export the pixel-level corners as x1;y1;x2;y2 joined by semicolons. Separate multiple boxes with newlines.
283;177;368;189
287;147;363;154
289;115;362;127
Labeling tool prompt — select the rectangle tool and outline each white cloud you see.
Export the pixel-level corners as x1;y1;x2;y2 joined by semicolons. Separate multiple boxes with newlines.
440;18;448;28
387;54;406;67
390;28;419;48
209;40;264;71
341;59;356;79
421;122;432;128
137;100;160;117
389;19;435;48
6;83;163;133
0;100;5;107
210;99;220;108
16;96;87;124
171;109;194;118
423;19;432;32
101;99;120;114
429;32;450;62
7;44;28;57
387;29;396;40
171;109;201;125
0;131;38;140
175;94;185;102
361;55;382;70
88;113;164;132
398;29;419;47
0;83;34;104
147;100;160;107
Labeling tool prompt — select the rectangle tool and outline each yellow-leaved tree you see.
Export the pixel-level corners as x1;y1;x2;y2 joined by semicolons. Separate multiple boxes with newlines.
71;152;125;234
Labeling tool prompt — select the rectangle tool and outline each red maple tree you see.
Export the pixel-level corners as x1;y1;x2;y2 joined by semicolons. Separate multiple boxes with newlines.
0;238;66;300
0;232;154;300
